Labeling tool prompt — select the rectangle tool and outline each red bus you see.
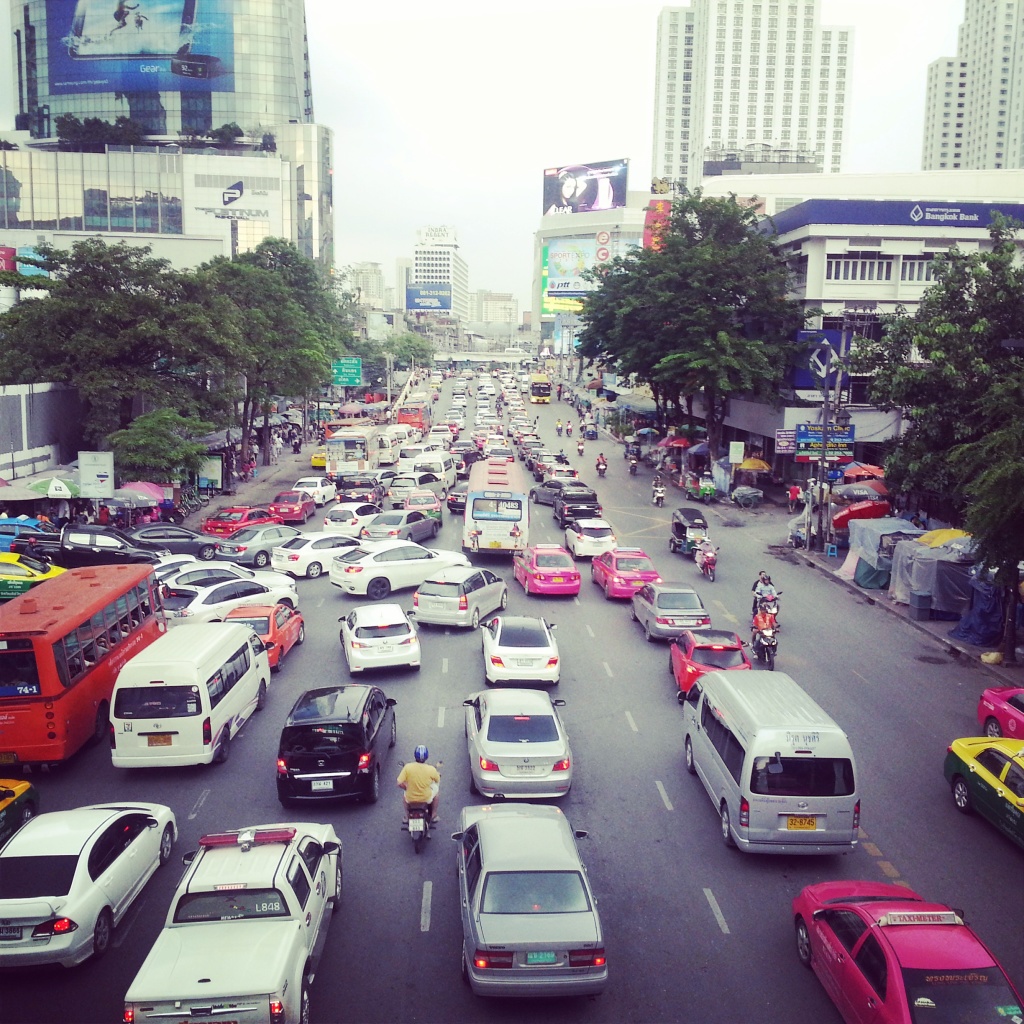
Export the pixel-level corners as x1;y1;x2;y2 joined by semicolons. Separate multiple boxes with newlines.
395;401;432;435
0;564;165;768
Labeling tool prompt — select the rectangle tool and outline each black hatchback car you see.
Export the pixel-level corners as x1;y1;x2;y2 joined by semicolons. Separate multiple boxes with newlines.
276;685;397;806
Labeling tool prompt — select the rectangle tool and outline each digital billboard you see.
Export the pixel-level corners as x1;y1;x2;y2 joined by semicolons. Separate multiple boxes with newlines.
542;159;628;217
643;199;672;250
45;0;235;95
546;238;598;298
406;284;452;311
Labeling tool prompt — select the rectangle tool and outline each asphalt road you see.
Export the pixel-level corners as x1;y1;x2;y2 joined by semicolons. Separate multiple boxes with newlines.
4;378;1021;1024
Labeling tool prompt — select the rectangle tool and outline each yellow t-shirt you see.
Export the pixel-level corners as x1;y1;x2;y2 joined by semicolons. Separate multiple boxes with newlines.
397;761;440;803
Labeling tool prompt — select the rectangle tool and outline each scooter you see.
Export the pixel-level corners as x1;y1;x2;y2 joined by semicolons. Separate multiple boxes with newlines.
695;544;718;582
629;458;638;477
566;422;573;437
405;802;432;854
751;619;778;670
596;460;607;478
577;441;585;457
652;483;666;507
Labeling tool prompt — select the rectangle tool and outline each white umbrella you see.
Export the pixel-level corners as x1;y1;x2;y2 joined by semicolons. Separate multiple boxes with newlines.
47;479;75;499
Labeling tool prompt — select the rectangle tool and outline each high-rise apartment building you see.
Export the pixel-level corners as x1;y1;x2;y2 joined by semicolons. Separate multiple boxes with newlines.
412;225;469;322
922;0;1023;171
10;0;314;140
350;262;387;309
651;1;852;189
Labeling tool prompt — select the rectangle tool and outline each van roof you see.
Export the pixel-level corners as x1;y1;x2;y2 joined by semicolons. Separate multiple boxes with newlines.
116;622;256;673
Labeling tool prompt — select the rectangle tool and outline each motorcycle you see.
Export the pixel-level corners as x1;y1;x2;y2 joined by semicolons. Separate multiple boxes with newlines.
695;544;718;582
751;617;778;670
577;441;585;457
566;422;573;437
596;460;607;478
556;424;563;437
405;802;432;853
629;458;638;477
652;483;666;507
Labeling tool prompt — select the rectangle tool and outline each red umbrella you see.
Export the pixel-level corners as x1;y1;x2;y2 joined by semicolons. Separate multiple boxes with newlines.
0;478;8;486
122;481;167;501
842;461;885;480
666;438;691;448
832;500;891;529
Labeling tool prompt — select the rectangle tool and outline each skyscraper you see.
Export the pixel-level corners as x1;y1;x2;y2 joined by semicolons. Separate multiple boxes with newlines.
651;1;852;190
412;226;469;322
922;0;1023;171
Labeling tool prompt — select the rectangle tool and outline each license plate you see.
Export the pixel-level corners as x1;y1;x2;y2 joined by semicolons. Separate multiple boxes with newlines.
516;659;535;668
408;817;425;834
633;580;644;586
787;816;816;831
311;780;334;792
552;577;564;583
0;926;22;940
0;752;16;765
377;646;392;654
516;764;538;773
489;540;501;548
147;734;172;747
526;951;557;965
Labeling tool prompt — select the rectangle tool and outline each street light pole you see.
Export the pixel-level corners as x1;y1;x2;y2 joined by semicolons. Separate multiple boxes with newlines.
815;344;832;553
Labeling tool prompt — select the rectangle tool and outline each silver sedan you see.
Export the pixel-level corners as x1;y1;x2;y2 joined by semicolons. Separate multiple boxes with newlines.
463;689;572;799
358;510;440;543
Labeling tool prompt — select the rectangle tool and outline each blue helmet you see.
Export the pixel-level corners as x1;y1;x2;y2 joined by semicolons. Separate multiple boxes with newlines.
414;745;429;763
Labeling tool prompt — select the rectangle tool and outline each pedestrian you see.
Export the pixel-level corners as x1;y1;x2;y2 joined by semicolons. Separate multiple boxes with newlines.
55;497;71;528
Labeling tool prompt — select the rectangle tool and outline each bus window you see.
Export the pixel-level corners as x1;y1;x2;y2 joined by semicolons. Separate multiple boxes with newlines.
0;642;42;698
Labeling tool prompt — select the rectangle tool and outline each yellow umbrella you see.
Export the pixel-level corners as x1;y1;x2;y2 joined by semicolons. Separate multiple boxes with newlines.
918;528;969;547
738;458;771;472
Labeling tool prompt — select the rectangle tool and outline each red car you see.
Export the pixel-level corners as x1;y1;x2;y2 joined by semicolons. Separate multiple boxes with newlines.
669;629;751;695
513;544;581;596
590;547;662;599
224;602;305;671
200;506;283;537
977;685;1024;739
269;490;317;524
792;880;1022;1024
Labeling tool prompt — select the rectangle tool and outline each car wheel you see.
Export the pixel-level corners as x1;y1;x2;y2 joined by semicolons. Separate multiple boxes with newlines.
983;716;1002;738
629;603;638;621
158;823;175;866
470;608;480;629
603;581;614;601
213;729;231;764
253;551;270;568
90;701;110;746
669;538;678;553
795;917;813;968
590;565;598;584
365;765;381;803
432;522;440;538
256;680;267;711
531;491;538;504
389;715;397;748
720;803;735;847
366;578;391;601
332;860;343;912
644;621;655;643
92;907;113;960
198;544;216;561
952;776;972;814
296;623;305;645
499;590;508;610
306;561;323;579
298;984;311;1024
684;737;696;775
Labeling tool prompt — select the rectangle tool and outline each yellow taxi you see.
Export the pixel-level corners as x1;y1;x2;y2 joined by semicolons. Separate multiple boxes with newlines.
943;737;1024;850
0;552;66;600
310;446;327;469
0;778;39;847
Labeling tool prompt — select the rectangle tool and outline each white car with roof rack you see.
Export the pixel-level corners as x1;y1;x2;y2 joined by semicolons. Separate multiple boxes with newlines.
124;823;342;1024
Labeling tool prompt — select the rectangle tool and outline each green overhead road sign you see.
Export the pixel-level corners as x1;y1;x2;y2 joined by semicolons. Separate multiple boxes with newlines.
332;358;363;387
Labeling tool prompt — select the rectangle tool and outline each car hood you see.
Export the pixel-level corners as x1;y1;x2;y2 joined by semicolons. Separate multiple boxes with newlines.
477;912;599;946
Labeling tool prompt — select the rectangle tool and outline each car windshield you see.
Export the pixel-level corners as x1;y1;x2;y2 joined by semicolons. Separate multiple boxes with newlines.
901;967;1020;1023
0;855;79;898
173;889;289;923
353;622;410;639
280;722;362;753
486;714;559;743
693;646;746;669
225;615;271;634
658;592;703;609
616;556;655;572
481;871;591;914
535;553;573;569
114;684;201;718
499;623;549;648
275;492;305;502
749;756;856;797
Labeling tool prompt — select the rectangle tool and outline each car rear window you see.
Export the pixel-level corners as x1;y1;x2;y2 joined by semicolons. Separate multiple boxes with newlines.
499;624;549;648
749;756;856;797
657;592;703;610
174;889;289;923
336;548;372;565
486;715;559;743
161;589;198;610
481;871;590;914
563;490;598;503
279;723;362;753
338;476;376;489
616;556;655;572
0;855;78;898
210;511;243;522
354;622;411;639
900;967;1019;1023
275;492;305;502
693;647;746;669
372;514;403;525
114;684;201;718
535;553;573;569
580;527;613;539
418;581;461;597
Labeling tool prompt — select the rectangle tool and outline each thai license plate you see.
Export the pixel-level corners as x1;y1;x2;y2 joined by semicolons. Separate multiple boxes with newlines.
516;659;534;668
408;817;425;834
633;580;644;586
516;764;538;773
311;780;334;792
489;540;501;548
526;951;557;965
0;925;22;940
552;577;564;583
0;752;16;765
376;645;392;654
147;734;172;747
787;816;816;831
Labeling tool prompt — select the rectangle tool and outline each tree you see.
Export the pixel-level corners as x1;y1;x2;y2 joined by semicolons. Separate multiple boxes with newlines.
576;189;806;458
107;410;214;483
55;114;149;151
207;122;244;146
384;333;435;369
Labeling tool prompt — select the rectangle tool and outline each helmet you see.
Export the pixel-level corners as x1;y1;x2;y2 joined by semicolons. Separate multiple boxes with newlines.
414;745;429;763
759;570;771;582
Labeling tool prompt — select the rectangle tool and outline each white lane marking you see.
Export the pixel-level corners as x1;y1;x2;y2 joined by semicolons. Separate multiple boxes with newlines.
420;881;432;932
655;781;674;811
704;888;731;934
713;600;738;624
852;670;871;686
574;596;580;606
316;598;324;608
437;705;445;729
442;658;449;674
603;662;613;678
585;624;594;639
624;710;638;733
188;789;210;820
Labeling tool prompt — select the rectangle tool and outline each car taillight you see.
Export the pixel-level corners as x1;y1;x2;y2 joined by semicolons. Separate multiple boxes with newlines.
276;758;288;776
490;656;504;667
699;616;711;626
32;917;78;937
287;554;300;561
398;636;417;646
853;799;861;830
412;592;419;607
552;758;570;772
569;948;606;967
458;594;468;610
739;797;750;828
387;530;399;536
203;717;212;744
546;657;559;667
345;565;363;573
123;1009;134;1024
350;640;368;649
473;949;514;969
357;752;371;771
269;999;285;1024
479;756;499;771
656;617;673;625
234;545;248;552
109;722;116;749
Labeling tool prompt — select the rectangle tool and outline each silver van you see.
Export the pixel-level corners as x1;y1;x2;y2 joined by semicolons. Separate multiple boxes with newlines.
679;671;859;854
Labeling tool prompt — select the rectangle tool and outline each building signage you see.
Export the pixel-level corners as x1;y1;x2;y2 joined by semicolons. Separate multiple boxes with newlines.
728;441;746;465
775;429;797;455
15;247;49;277
406;284;452;311
546;238;597;297
78;451;115;499
795;423;855;463
331;358;363;387
542;159;629;216
0;246;15;272
417;225;455;245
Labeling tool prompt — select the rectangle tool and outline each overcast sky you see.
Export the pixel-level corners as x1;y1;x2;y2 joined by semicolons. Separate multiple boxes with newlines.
1;0;967;312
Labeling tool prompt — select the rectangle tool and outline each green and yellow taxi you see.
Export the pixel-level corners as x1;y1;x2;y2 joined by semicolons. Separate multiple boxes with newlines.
943;736;1024;850
0;551;66;600
0;779;38;847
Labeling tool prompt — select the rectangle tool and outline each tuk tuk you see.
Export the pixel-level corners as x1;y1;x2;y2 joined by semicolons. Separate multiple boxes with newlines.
668;507;710;556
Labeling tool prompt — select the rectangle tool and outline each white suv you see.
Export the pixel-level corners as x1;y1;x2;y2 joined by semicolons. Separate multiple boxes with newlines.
564;518;618;558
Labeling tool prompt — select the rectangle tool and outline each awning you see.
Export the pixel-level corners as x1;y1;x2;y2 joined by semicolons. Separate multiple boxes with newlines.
616;394;657;413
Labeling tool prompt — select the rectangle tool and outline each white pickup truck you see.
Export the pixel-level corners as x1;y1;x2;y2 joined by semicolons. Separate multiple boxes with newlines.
123;823;342;1024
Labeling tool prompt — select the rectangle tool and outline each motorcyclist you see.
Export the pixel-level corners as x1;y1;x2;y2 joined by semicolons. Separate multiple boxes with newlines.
629;455;638;476
566;421;573;437
396;745;441;824
695;537;717;568
596;453;607;477
652;474;665;503
751;570;777;618
556;419;563;437
576;439;585;456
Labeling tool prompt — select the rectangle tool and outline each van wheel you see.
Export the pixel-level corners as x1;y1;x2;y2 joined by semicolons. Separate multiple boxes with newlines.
306;561;323;579
256;680;267;711
365;766;381;803
720;803;735;847
92;907;113;960
795;917;813;968
952;776;972;814
298;984;311;1024
214;729;231;764
90;702;110;745
684;737;696;775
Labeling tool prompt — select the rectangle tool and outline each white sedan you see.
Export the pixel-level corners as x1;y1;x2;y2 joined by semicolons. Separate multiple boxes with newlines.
480;615;560;686
329;540;470;600
339;603;420;673
564;518;618;559
0;802;176;968
159;561;296;593
323;502;383;537
270;532;361;578
292;476;336;506
162;578;297;625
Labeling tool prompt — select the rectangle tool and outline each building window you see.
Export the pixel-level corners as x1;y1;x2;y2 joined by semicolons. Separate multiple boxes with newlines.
826;254;894;283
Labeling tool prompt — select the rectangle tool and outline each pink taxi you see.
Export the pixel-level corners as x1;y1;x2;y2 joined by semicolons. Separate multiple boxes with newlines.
513;544;581;597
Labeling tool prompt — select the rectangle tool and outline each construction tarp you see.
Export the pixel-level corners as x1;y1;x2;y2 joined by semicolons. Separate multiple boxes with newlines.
847;517;924;570
889;535;976;612
949;576;1005;647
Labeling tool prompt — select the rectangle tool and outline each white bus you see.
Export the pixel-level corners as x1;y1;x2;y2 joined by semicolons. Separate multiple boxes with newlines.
326;425;381;474
463;459;531;556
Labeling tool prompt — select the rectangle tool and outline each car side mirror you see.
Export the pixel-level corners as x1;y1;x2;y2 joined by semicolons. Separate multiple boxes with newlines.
462;698;475;707
450;831;465;842
552;699;566;707
322;841;341;856
182;850;198;866
386;698;397;708
573;829;589;840
677;691;687;705
265;641;277;650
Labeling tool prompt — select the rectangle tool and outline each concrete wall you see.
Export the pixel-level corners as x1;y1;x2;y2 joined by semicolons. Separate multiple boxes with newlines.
0;383;82;479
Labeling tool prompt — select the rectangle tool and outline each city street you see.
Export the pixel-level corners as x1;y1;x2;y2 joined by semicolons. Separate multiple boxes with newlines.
4;380;1021;1024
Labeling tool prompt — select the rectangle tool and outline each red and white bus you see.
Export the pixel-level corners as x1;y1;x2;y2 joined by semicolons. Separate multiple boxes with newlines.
396;401;432;436
0;564;165;768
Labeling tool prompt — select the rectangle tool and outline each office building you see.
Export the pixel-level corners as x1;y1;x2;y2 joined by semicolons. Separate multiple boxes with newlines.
471;290;518;324
410;225;469;321
350;262;387;309
922;0;1024;170
651;1;853;190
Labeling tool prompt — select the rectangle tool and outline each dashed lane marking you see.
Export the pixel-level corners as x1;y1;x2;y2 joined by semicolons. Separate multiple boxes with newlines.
713;600;739;624
442;658;449;674
420;881;432;932
703;888;731;934
624;711;638;733
655;781;674;810
188;789;210;820
437;706;445;729
585;624;595;638
603;662;613;678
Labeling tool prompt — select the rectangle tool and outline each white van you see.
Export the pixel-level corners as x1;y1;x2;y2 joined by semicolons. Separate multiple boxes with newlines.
413;452;457;490
110;623;272;768
377;433;397;465
679;671;859;855
385;424;415;447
